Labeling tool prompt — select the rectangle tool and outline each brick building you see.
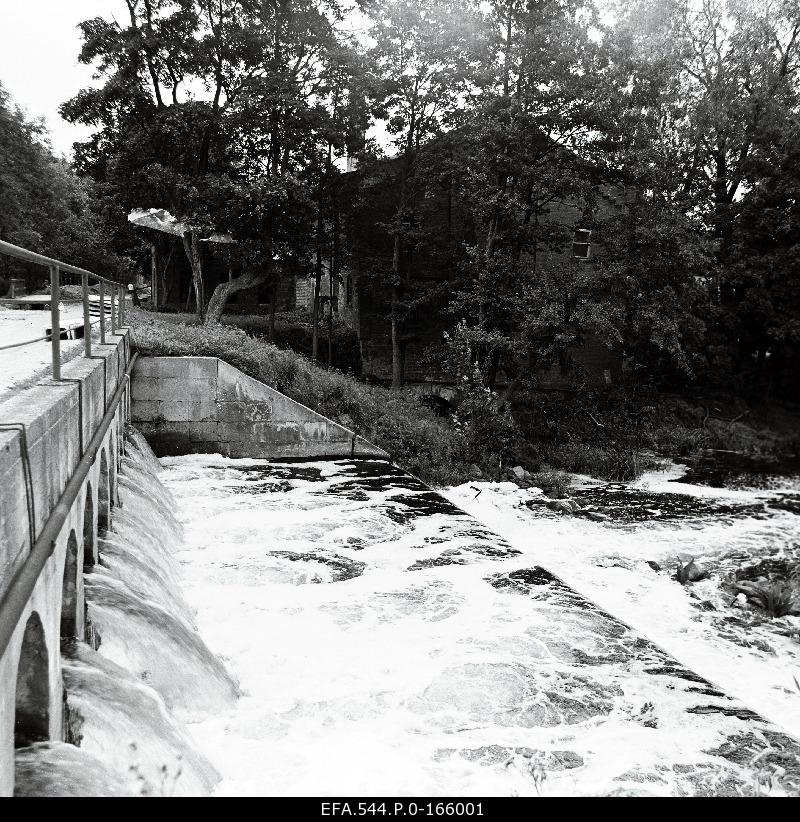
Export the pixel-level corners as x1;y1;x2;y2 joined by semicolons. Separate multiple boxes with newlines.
334;137;623;389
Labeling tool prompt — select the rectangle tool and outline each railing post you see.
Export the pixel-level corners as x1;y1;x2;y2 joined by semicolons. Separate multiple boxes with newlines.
120;283;126;326
110;284;116;335
82;272;92;357
99;280;106;344
50;264;61;381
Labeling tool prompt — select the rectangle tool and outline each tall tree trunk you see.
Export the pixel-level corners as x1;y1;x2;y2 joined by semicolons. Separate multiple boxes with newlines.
327;272;333;369
390;134;416;389
181;231;205;322
391;281;403;388
311;209;324;360
329;174;341;370
150;243;159;311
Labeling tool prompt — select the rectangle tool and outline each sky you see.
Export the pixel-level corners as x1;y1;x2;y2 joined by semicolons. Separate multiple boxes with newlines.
0;0;373;157
0;1;127;156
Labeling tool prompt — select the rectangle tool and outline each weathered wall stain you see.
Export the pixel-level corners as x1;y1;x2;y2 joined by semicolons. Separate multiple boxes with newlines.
131;357;388;460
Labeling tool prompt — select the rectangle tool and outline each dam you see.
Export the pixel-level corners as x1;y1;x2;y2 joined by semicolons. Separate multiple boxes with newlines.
2;243;800;796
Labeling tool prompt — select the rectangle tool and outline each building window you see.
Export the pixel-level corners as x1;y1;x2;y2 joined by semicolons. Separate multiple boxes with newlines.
572;228;592;260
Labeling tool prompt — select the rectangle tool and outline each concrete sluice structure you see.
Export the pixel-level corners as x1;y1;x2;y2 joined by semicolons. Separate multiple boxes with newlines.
1;349;800;795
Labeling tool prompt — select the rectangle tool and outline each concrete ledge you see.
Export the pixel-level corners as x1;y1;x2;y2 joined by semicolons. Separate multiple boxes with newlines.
131;357;389;460
0;335;130;592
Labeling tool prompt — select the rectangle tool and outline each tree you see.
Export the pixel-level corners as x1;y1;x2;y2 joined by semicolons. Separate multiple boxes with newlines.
0;82;130;284
63;0;362;323
366;0;484;386
442;0;625;392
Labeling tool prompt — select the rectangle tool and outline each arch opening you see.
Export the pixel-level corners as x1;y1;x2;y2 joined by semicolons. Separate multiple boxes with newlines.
82;485;95;570
60;530;80;638
98;449;110;537
14;612;50;748
109;432;117;509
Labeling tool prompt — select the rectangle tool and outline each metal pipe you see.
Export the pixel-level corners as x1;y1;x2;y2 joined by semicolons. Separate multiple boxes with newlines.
49;265;61;381
120;284;126;326
110;285;116;335
0;352;138;661
99;280;106;344
82;273;91;358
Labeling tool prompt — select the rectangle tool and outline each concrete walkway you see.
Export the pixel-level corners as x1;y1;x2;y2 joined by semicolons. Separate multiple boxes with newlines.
0;306;92;402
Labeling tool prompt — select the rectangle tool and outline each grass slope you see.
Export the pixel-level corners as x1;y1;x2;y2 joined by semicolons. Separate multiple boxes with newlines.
129;310;469;485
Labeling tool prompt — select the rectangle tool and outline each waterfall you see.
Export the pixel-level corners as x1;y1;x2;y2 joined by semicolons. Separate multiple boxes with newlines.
14;428;237;796
14;743;128;797
61;642;219;796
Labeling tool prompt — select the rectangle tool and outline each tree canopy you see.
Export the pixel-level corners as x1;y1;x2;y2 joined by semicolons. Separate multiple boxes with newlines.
1;0;795;396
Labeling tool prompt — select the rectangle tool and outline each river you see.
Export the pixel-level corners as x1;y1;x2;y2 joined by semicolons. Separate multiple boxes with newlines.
15;442;800;796
158;453;800;796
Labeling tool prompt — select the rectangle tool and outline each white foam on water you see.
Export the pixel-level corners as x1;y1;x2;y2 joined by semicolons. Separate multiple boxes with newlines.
15;432;228;796
160;456;800;796
444;467;800;741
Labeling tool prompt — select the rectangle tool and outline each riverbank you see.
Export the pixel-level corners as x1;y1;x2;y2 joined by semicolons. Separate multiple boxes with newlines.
128;310;800;487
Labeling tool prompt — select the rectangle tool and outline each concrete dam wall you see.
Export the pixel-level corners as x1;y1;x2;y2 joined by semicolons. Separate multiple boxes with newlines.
0;348;389;795
131;356;389;460
0;333;131;796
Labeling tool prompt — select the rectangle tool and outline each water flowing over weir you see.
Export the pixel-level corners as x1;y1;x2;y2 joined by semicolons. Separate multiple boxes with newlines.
13;429;234;797
157;456;800;797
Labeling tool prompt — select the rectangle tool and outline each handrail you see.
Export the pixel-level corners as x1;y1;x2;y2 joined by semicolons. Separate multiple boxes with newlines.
0;239;128;379
0;239;117;285
0;352;139;660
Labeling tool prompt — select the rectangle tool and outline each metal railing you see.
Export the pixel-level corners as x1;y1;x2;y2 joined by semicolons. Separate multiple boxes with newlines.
0;239;127;379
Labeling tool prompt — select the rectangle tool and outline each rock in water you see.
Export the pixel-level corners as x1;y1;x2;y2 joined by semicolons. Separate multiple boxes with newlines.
676;557;709;584
546;499;575;515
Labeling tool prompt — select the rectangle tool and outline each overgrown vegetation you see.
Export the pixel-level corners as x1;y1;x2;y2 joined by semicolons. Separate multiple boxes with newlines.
157;309;362;375
131;311;800;487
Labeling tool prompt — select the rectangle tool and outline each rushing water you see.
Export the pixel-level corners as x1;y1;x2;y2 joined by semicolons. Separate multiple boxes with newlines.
445;458;800;744
156;455;800;796
14;429;231;797
15;440;800;796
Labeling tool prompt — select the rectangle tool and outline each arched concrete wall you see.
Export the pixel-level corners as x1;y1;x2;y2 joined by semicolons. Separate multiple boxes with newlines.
83;486;96;569
0;333;130;796
98;450;111;536
60;531;81;640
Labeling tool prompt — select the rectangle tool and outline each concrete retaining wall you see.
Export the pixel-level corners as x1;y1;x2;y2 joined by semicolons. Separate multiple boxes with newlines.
0;333;130;796
131;356;389;460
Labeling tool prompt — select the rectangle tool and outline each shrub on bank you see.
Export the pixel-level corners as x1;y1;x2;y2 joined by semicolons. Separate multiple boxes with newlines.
129;310;799;486
543;442;661;482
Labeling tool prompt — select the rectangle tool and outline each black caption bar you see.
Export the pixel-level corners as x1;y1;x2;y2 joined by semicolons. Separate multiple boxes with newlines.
322;800;487;817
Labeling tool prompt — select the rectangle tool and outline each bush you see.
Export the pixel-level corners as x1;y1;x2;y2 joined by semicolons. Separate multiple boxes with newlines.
452;382;522;471
224;310;361;374
541;442;660;481
741;580;797;618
